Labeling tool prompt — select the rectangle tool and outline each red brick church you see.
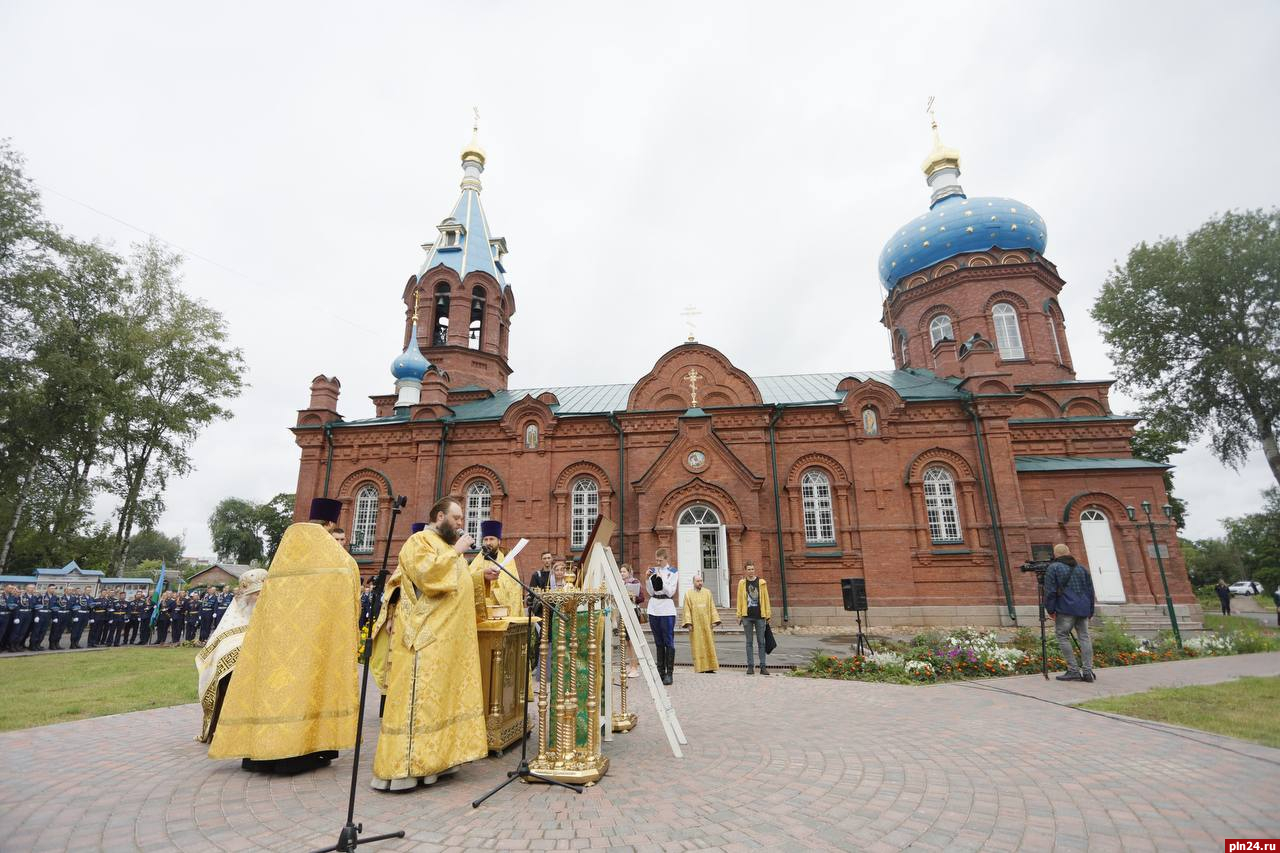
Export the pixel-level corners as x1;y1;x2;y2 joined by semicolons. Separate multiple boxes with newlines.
290;122;1198;628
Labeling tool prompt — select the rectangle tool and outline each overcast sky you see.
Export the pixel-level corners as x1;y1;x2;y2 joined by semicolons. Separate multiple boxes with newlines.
3;2;1277;560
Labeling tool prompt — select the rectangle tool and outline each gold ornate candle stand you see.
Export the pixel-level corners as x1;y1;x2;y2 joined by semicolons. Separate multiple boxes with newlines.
528;585;610;785
611;604;637;733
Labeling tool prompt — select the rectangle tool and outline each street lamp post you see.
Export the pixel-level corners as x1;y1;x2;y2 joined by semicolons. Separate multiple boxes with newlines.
1126;501;1182;649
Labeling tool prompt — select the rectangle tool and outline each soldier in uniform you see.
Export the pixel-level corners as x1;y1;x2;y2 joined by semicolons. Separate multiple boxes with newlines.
67;586;88;649
127;591;146;644
156;591;175;643
185;591;203;642
47;588;69;650
198;589;217;643
88;591;108;647
212;585;229;628
0;585;17;652
108;591;129;646
28;587;53;651
171;592;187;643
136;591;154;645
359;581;373;631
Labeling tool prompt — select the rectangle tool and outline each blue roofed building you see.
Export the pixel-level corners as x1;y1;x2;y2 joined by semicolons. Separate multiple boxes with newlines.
287;118;1198;630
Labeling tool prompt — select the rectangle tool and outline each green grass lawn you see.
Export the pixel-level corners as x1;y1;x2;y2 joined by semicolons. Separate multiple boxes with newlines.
1079;676;1280;748
0;647;197;732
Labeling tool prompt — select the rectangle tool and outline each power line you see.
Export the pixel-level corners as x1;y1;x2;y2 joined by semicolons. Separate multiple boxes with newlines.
35;181;384;338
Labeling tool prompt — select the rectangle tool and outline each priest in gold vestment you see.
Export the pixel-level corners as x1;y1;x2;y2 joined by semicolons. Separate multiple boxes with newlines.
468;520;524;618
680;574;721;673
371;497;489;792
208;498;361;774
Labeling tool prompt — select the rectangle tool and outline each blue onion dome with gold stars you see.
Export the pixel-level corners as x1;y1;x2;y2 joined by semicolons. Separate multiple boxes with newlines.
879;118;1047;290
390;320;431;381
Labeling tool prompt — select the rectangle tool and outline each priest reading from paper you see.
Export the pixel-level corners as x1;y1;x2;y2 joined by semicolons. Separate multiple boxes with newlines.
371;496;488;792
680;573;721;673
469;520;524;618
207;498;361;775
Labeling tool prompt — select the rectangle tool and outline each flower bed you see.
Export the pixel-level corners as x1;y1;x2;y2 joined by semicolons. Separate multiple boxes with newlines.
793;621;1273;684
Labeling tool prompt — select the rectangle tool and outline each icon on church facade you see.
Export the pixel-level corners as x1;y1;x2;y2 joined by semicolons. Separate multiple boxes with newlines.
862;407;879;436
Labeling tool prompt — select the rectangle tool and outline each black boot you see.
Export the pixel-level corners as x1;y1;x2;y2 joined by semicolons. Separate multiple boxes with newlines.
661;647;673;686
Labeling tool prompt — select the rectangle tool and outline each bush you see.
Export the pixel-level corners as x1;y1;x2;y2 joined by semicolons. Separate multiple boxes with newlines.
1011;626;1040;653
1092;617;1140;657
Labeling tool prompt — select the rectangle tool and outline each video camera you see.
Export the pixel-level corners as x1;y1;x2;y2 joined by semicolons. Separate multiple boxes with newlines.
1020;559;1052;575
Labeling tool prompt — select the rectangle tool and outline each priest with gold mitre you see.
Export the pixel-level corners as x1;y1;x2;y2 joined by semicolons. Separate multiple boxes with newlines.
468;520;524;619
680;574;721;673
207;497;362;774
371;497;489;792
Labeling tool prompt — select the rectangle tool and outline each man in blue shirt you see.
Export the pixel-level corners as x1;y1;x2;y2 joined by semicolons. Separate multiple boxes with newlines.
1043;543;1096;683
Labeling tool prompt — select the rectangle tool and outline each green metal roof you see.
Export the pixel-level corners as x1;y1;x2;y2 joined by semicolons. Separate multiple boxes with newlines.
321;369;967;428
444;369;964;422
1015;456;1169;473
1009;416;1135;424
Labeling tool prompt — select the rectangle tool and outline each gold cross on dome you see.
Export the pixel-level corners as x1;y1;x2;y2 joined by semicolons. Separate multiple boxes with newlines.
680;304;701;342
412;289;421;322
684;368;703;408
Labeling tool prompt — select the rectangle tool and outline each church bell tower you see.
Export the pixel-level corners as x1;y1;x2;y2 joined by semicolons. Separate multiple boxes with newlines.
400;121;516;392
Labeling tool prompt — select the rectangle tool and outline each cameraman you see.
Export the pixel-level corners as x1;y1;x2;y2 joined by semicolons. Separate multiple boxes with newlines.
1044;543;1096;683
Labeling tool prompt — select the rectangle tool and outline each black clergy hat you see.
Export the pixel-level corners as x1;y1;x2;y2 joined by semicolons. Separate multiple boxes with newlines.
410;522;427;533
309;497;342;524
480;520;503;539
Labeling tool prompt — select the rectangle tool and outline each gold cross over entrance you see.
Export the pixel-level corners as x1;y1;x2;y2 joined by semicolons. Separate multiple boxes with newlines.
684;368;703;408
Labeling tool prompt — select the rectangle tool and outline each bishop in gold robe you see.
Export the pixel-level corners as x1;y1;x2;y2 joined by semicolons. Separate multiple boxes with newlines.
208;499;361;773
468;520;525;619
371;498;488;791
680;575;721;673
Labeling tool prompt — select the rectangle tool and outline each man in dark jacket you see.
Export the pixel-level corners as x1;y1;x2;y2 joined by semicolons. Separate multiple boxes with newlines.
1043;543;1096;683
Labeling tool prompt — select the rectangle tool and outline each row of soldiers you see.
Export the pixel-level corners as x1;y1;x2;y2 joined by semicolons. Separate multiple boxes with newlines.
0;584;235;652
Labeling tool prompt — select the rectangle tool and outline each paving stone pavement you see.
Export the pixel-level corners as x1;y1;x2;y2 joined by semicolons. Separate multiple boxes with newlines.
3;655;1280;852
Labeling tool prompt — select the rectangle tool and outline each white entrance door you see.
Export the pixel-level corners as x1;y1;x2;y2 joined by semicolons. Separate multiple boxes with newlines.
1080;509;1126;603
676;505;729;607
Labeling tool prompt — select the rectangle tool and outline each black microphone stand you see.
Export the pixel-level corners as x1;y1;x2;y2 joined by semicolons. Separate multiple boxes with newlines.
312;495;408;853
472;561;583;808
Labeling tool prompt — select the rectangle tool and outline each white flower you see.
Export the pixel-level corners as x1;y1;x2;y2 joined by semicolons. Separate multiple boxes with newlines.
866;651;904;670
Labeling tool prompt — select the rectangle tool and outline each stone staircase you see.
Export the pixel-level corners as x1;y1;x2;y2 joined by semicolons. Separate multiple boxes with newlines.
1094;602;1204;634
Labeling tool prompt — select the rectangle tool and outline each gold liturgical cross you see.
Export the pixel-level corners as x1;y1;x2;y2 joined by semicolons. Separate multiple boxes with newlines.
684;368;702;408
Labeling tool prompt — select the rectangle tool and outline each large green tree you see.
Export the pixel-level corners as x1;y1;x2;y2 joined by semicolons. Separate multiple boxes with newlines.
261;492;296;562
0;140;246;574
98;239;246;574
1223;487;1280;594
1092;208;1280;486
209;497;268;565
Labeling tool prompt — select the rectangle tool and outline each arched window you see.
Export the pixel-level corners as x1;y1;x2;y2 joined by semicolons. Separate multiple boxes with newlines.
922;467;962;544
862;406;879;436
464;480;491;544
468;285;486;351
570;478;599;551
678;504;720;527
801;469;836;545
432;283;450;347
524;423;539;449
991;303;1024;359
898;331;910;367
351;486;379;554
1047;311;1064;365
929;314;954;347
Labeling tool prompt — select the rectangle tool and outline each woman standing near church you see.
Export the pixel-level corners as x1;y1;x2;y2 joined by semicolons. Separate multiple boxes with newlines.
646;549;679;686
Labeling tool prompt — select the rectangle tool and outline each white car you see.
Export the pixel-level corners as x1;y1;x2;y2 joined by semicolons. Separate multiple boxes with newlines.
1228;580;1263;595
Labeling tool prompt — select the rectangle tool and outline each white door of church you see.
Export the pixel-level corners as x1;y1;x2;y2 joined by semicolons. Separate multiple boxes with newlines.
676;505;728;607
1080;509;1126;603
